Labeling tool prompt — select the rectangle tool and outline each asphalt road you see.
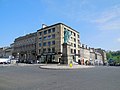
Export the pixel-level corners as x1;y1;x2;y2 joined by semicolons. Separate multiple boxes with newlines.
0;65;120;90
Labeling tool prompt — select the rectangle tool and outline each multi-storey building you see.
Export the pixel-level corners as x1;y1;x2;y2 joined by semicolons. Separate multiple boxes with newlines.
37;23;80;63
13;32;37;63
80;44;106;65
10;22;107;65
80;44;91;65
95;48;107;65
94;52;103;65
0;48;3;57
90;48;96;65
0;47;12;58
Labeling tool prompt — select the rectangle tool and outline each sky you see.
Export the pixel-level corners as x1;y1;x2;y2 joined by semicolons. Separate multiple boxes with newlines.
0;0;120;51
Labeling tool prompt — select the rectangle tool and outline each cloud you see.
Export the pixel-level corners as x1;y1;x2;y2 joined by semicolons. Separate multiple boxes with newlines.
98;20;120;30
91;4;120;31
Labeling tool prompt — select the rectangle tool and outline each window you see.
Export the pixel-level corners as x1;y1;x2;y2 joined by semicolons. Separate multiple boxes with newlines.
78;34;79;38
64;28;66;30
78;50;80;57
48;48;51;52
48;41;51;46
48;29;51;33
43;42;46;46
44;36;47;40
78;40;80;43
74;44;76;47
74;38;76;42
48;35;51;39
52;28;55;32
74;49;76;54
44;30;47;34
52;47;55;53
39;49;41;54
74;33;76;36
71;49;73;54
52;34;55;39
78;50;80;54
71;43;73;47
52;41;55;45
39;37;42;41
39;43;42;47
39;32;42;36
43;48;46;52
78;50;80;58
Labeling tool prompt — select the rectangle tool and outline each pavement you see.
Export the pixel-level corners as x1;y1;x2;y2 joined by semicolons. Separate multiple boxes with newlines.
0;63;42;67
0;63;95;70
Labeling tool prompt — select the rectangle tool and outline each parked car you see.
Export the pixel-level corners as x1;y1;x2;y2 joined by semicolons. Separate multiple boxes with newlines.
0;58;10;64
108;59;115;66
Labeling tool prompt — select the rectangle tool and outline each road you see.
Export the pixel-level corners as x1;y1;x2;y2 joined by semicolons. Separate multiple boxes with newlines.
0;65;120;90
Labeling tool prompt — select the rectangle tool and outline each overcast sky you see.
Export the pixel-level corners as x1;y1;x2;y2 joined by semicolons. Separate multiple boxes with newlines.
0;0;120;51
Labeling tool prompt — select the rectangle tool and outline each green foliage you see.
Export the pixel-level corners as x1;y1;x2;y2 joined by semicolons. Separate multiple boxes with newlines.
107;50;120;63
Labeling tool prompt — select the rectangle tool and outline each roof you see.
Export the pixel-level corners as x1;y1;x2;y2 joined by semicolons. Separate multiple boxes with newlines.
15;32;37;41
37;23;79;33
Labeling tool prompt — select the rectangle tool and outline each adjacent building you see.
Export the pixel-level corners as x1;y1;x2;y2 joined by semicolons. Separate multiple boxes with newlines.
12;32;37;63
95;48;107;65
80;44;104;65
0;47;12;58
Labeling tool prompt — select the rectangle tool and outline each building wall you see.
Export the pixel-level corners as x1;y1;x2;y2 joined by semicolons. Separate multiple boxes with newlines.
0;47;12;58
90;52;95;65
95;52;103;65
11;22;106;65
84;48;90;62
95;48;107;64
0;48;3;57
37;23;80;63
13;32;37;63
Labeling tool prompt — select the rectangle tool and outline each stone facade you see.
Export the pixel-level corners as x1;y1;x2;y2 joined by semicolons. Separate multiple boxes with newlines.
13;32;37;63
95;48;107;65
80;44;106;65
37;23;80;63
9;22;107;65
0;47;12;58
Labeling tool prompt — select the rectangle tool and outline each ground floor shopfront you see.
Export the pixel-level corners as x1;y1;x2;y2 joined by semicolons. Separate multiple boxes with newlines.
12;51;37;63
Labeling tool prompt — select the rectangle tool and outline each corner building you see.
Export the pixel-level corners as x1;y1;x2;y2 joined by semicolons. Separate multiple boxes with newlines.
37;23;80;63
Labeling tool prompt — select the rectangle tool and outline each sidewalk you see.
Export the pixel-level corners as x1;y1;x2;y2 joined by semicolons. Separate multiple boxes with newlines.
0;63;44;67
0;63;95;70
39;64;95;70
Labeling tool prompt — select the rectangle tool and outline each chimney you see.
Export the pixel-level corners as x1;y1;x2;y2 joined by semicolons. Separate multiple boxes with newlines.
86;45;87;49
42;24;47;28
82;44;84;48
89;47;90;50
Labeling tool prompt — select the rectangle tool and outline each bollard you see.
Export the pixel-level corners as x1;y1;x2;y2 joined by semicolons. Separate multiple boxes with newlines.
69;63;73;67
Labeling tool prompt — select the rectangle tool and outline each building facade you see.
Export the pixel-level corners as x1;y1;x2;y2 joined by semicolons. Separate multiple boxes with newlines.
0;47;12;58
80;44;106;65
10;22;107;65
13;32;37;63
37;23;80;63
95;48;107;65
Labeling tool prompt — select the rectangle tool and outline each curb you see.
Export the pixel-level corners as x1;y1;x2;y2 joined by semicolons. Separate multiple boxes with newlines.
39;65;95;70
